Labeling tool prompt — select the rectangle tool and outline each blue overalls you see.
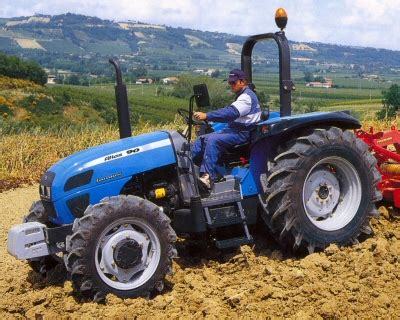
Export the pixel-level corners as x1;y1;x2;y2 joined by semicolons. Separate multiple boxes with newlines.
192;86;261;181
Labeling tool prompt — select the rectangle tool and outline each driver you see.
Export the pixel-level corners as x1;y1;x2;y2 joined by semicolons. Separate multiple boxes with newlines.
192;69;261;189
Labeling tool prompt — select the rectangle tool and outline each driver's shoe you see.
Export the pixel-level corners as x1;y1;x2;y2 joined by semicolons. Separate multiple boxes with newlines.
199;173;211;190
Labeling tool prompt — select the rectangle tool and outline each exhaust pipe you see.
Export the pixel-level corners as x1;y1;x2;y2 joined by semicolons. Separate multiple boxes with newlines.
109;59;132;138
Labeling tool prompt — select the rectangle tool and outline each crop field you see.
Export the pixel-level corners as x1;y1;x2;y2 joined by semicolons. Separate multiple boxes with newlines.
83;40;132;55
0;66;397;127
82;70;394;121
70;84;186;122
14;38;45;50
38;39;84;54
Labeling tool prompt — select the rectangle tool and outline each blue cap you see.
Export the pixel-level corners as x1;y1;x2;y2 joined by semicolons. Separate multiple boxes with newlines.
228;69;246;82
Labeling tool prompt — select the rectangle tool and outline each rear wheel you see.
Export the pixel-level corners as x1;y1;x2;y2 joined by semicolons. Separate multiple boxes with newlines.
260;127;381;253
66;195;177;301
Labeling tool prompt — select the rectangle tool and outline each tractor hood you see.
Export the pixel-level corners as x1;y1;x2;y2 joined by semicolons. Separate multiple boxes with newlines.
45;130;176;202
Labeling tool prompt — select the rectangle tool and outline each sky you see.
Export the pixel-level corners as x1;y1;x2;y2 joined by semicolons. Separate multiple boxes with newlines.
1;0;400;51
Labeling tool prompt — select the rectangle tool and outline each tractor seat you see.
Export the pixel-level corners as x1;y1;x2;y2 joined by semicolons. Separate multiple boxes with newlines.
218;111;269;167
223;111;269;155
225;141;251;155
218;130;256;167
218;141;250;167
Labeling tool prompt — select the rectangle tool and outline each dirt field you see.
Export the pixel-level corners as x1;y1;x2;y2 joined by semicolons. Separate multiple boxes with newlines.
0;186;399;319
14;39;45;50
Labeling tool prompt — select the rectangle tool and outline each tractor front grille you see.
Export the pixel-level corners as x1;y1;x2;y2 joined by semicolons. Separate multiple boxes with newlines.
41;200;56;219
39;184;52;200
39;171;55;200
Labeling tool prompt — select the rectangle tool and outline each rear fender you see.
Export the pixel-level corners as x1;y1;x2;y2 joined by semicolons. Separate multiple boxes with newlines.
245;138;277;195
255;111;360;141
245;111;360;195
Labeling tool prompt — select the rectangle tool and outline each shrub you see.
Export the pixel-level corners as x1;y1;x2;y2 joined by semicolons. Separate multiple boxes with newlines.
0;105;11;115
0;53;47;85
92;98;108;111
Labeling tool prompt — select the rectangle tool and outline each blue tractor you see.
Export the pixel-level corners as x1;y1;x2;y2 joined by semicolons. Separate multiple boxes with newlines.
8;9;380;301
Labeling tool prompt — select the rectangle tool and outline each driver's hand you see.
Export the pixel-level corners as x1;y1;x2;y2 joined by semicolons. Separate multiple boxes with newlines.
193;112;207;121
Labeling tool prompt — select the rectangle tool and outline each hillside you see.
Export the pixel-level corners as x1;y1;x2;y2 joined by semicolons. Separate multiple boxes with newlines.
0;13;400;77
0;75;109;126
0;74;193;129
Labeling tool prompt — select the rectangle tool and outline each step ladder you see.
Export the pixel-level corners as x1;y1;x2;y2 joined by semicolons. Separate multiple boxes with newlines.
201;187;253;249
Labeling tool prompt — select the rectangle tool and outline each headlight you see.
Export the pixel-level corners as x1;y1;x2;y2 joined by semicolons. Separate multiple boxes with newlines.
39;185;51;199
39;171;55;200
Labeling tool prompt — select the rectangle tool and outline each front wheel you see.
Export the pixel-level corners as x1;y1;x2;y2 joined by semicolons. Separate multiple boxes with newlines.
66;195;177;301
260;127;381;253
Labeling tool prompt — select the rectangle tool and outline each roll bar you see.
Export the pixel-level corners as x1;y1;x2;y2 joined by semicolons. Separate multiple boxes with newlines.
241;31;295;117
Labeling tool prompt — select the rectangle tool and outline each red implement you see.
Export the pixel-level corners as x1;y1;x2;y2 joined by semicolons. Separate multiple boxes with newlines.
356;126;400;207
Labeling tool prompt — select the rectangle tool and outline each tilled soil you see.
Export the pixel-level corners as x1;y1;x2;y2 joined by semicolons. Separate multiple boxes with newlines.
0;186;399;319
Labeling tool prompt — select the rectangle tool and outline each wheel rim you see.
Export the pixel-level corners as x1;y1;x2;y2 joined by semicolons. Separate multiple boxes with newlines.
95;217;161;291
302;156;362;231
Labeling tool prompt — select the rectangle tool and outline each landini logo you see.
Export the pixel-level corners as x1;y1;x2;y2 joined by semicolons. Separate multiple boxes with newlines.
96;172;122;183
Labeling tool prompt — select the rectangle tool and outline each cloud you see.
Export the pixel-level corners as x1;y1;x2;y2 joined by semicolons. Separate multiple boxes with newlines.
0;0;399;50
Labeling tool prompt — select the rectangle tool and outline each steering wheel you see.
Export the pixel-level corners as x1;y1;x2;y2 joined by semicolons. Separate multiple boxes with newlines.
177;108;207;125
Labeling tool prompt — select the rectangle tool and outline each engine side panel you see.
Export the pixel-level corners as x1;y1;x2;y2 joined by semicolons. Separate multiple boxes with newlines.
43;131;177;225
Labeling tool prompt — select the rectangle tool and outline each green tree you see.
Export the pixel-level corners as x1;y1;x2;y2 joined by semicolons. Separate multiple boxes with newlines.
376;84;400;119
132;67;147;78
303;71;313;82
211;69;220;78
383;84;400;109
314;76;325;83
0;53;47;85
66;74;81;85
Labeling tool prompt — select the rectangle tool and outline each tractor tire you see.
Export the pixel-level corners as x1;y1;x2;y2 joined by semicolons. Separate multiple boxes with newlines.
24;201;48;224
65;195;177;302
24;201;62;275
260;126;381;254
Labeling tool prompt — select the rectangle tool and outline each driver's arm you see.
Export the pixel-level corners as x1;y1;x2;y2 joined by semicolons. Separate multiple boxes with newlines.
205;105;240;123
